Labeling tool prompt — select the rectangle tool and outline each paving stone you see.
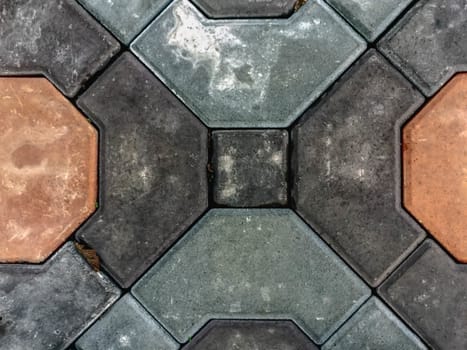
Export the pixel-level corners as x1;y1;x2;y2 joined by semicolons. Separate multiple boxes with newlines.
131;0;366;128
0;77;98;263
76;294;179;350
379;240;467;350
0;0;119;97
379;0;467;96
0;242;120;350
403;74;467;263
212;130;288;207
322;297;427;350
191;0;297;18
76;52;208;288
292;50;425;287
132;209;370;344
183;320;318;350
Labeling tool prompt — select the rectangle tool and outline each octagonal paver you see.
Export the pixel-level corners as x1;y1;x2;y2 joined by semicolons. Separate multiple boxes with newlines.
403;74;467;262
191;0;297;18
0;77;98;263
131;0;366;127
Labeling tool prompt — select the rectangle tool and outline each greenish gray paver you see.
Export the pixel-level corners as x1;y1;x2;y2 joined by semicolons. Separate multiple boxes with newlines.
131;0;366;127
132;209;370;344
0;243;120;350
323;297;427;350
76;294;179;350
191;0;297;18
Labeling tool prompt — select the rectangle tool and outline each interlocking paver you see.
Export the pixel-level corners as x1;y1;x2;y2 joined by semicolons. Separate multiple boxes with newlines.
0;242;120;350
191;0;297;18
76;52;208;288
0;77;98;263
0;0;119;97
76;294;179;350
379;240;467;350
403;74;467;262
183;320;318;349
132;209;370;344
131;0;366;127
212;130;288;207
379;0;467;96
292;50;425;286
322;297;426;349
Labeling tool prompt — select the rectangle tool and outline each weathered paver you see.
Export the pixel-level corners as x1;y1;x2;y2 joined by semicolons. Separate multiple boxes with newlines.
292;50;425;286
132;209;370;344
183;320;318;350
212;130;288;207
323;297;427;349
0;77;98;263
379;0;467;96
379;240;467;350
191;0;297;18
76;52;208;288
0;0;119;97
131;0;366;127
76;294;179;350
0;242;120;350
403;74;467;263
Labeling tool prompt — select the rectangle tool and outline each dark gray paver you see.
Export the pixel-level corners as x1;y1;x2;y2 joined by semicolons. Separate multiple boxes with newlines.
292;50;425;287
132;209;370;344
0;242;120;350
379;240;467;350
323;297;426;350
0;0;119;97
379;0;467;96
212;130;288;207
191;0;297;18
131;0;366;127
183;320;318;350
76;52;208;288
76;294;179;350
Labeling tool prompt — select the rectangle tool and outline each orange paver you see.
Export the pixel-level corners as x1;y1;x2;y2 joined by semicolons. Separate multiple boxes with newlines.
403;74;467;262
0;78;98;263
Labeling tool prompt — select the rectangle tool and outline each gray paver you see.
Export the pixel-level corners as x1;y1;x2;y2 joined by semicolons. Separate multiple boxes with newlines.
292;50;425;286
132;209;370;344
0;242;120;350
191;0;297;18
131;0;366;127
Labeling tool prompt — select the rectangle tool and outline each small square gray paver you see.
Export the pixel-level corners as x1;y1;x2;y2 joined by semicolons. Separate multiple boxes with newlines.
191;0;297;18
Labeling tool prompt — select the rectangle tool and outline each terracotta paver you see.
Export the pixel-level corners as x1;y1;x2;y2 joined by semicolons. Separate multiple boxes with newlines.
403;74;467;262
0;77;98;263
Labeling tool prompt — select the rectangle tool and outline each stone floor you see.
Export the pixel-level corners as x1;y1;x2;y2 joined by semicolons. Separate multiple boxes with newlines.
0;0;466;349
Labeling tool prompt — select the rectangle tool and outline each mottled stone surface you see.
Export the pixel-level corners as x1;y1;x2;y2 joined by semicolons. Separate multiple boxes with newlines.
379;0;467;96
379;240;467;350
132;209;370;344
0;242;120;350
76;294;179;350
184;320;318;350
0;0;119;97
323;297;426;349
131;0;365;127
192;0;297;18
0;78;98;263
76;52;208;288
292;50;425;286
212;130;288;207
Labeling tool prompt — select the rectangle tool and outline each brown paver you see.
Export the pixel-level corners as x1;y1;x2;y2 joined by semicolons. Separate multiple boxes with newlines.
403;74;467;262
0;78;98;263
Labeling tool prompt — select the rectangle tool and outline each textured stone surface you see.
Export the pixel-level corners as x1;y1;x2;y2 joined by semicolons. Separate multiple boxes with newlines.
379;240;467;350
403;74;467;263
292;50;425;286
379;0;467;96
0;0;119;97
131;0;366;127
76;294;179;350
212;130;288;207
76;53;208;288
184;320;318;350
0;242;120;350
133;209;370;344
192;0;297;18
0;78;98;263
323;297;426;349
